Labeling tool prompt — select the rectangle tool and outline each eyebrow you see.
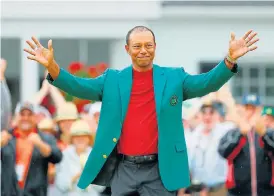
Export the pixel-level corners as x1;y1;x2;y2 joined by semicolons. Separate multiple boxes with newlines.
132;42;154;45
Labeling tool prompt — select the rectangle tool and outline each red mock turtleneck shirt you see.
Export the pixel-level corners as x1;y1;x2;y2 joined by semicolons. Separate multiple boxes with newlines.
118;68;158;156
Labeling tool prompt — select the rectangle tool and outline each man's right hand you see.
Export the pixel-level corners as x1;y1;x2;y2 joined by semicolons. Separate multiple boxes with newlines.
24;37;60;79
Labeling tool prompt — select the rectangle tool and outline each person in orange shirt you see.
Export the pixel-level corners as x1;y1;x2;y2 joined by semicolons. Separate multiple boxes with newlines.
1;102;62;196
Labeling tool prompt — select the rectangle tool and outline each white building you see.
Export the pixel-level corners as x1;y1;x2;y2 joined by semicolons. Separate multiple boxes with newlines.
2;1;274;109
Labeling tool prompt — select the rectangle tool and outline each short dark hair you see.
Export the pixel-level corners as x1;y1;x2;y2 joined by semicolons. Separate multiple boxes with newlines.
126;26;156;45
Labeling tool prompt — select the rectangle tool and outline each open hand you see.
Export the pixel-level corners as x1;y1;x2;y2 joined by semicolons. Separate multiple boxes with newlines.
24;37;54;68
228;30;259;60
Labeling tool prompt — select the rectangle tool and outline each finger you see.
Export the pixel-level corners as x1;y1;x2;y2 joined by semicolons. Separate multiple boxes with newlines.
248;45;258;51
230;32;236;41
26;40;36;50
246;32;257;42
23;48;36;56
48;39;53;51
247;38;259;47
242;30;253;40
31;36;42;47
27;56;37;61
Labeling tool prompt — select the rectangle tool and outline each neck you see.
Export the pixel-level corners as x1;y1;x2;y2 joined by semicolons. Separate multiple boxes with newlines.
132;63;153;72
61;134;70;145
76;148;85;155
16;127;34;138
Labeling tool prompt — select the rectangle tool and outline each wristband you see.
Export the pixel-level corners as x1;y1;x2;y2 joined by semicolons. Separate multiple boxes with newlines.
226;55;237;64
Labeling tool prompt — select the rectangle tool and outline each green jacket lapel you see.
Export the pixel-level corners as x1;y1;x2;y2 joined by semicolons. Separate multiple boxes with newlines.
153;65;166;121
118;66;133;121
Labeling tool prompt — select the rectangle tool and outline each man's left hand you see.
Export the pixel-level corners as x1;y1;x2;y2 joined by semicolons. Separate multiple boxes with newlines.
228;30;259;61
28;133;52;157
28;133;43;146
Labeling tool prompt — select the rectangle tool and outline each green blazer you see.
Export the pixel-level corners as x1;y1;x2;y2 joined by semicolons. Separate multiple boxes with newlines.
48;60;235;191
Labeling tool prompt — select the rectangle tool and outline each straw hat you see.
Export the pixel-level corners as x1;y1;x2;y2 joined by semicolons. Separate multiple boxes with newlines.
55;102;78;122
38;118;55;130
70;120;93;145
70;120;91;136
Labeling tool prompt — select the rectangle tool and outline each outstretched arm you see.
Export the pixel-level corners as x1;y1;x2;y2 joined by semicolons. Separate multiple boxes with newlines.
182;30;259;100
46;69;107;101
182;60;235;100
24;37;107;101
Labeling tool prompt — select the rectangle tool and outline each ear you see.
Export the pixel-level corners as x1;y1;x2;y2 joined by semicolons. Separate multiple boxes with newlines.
125;45;130;54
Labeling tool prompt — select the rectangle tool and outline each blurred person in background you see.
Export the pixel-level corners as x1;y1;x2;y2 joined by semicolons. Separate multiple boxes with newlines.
242;94;261;121
38;118;59;195
38;118;56;136
218;104;274;196
24;26;259;195
89;101;102;125
88;101;102;133
55;119;105;196
187;102;234;196
182;98;202;134
28;73;66;116
1;58;12;131
54;102;78;150
34;105;52;124
212;101;227;123
1;102;62;196
262;106;274;129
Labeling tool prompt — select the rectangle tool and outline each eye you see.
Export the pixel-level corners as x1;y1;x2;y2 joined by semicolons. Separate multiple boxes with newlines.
133;46;140;48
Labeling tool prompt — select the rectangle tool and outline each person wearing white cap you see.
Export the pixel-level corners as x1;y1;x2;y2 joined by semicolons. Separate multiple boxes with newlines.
55;120;105;196
88;102;102;125
54;102;78;149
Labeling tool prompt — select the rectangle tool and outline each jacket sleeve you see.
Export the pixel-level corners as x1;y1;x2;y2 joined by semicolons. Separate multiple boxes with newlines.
259;129;274;154
182;60;236;100
44;134;63;164
47;68;109;101
218;128;247;160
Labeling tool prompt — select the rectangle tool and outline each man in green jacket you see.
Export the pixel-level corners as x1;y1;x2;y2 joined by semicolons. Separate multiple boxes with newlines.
24;26;259;195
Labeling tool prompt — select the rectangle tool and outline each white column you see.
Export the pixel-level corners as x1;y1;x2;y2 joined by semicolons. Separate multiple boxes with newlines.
109;39;131;70
20;36;39;102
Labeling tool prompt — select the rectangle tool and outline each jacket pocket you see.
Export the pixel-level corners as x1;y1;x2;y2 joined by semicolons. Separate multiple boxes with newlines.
175;142;186;153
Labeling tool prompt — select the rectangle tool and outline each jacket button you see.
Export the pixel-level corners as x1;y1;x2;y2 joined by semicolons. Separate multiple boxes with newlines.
103;154;107;159
113;138;117;143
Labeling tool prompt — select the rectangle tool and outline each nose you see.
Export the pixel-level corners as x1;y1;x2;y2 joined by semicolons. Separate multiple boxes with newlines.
140;46;147;54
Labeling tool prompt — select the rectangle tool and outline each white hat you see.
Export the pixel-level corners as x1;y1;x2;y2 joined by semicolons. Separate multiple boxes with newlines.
34;105;52;118
55;102;78;122
88;102;102;116
182;98;202;120
70;120;92;136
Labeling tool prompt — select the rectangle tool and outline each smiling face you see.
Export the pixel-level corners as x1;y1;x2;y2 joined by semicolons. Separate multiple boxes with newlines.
125;30;156;71
18;109;36;131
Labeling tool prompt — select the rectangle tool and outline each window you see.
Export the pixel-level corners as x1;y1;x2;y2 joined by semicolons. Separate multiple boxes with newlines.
200;62;274;106
231;65;274;106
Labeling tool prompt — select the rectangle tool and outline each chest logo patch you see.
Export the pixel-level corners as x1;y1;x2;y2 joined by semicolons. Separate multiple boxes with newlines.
170;95;178;106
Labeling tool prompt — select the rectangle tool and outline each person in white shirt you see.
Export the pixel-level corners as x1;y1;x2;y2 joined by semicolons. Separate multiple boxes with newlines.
188;102;235;196
55;120;105;196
